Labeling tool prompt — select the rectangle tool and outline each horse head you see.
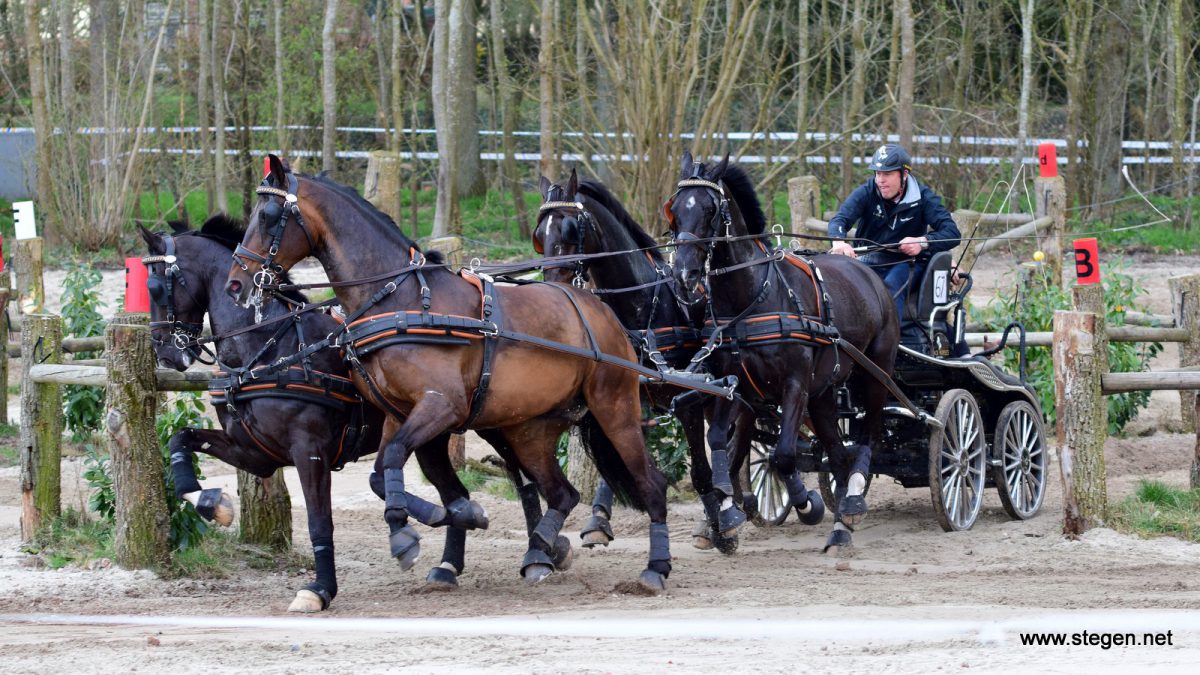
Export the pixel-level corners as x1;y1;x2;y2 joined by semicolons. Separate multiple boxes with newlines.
666;151;735;309
138;222;211;370
225;154;323;308
535;168;597;285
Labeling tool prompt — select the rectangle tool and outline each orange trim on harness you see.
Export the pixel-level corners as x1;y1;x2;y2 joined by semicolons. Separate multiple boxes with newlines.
741;362;768;400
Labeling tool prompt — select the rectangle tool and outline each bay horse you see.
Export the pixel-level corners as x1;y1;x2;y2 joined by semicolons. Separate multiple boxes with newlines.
141;216;509;610
667;152;899;551
224;155;673;592
533;170;749;553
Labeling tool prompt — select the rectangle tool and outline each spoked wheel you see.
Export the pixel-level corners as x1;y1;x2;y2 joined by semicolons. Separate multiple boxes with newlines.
747;420;791;527
929;389;987;532
990;400;1047;520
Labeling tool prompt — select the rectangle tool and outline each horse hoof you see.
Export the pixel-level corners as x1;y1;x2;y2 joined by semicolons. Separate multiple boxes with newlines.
839;494;868;526
713;532;739;555
193;488;235;526
211;495;236;527
637;569;667;594
690;521;714;550
551;536;574;572
425;565;459;589
797;490;826;526
389;525;422;571
823;528;853;554
523;563;554;584
580;515;614;548
287;589;325;613
717;504;746;533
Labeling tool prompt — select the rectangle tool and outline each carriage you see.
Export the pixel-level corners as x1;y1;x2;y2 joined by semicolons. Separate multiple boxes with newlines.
744;250;1048;532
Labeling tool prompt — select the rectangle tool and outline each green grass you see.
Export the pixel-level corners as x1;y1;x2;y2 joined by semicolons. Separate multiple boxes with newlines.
1110;480;1200;542
24;508;115;569
0;422;19;467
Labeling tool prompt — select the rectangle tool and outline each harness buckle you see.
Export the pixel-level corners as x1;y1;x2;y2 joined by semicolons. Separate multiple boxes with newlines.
383;281;398;295
172;332;191;351
480;322;499;338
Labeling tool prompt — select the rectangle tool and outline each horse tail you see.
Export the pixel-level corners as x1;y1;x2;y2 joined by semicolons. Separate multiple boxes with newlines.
578;412;661;512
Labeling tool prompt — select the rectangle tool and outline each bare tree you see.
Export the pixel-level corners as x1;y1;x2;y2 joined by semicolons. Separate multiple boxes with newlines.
23;0;58;242
1014;0;1035;177
895;0;914;147
322;0;339;173
212;0;228;211
538;0;559;179
1168;0;1186;198
273;0;286;154
198;0;213;213
489;0;530;237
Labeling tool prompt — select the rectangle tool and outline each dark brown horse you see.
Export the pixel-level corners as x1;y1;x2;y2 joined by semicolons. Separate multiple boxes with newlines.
140;216;387;612
533;170;749;553
667;152;899;551
225;155;673;591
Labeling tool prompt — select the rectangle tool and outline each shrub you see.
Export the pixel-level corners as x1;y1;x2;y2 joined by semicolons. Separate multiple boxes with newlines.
976;261;1161;434
60;263;106;440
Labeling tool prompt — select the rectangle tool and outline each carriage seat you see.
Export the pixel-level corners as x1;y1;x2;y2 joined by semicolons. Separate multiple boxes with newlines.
899;251;960;356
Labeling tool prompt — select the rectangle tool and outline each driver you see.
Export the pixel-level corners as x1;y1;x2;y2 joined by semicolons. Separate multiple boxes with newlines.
826;143;961;321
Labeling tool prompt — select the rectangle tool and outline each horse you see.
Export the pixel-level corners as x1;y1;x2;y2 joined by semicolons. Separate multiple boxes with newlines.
666;151;900;551
140;216;515;609
533;170;749;553
224;155;673;592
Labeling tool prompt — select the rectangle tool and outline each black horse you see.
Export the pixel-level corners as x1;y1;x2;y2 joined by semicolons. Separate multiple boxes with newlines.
225;156;671;592
533;170;748;552
141;216;494;610
667;152;899;551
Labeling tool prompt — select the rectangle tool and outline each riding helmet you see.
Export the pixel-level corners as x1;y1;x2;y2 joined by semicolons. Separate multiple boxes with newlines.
867;143;912;172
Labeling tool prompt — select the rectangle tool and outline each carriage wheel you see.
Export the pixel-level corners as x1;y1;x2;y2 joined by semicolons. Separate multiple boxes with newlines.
929;389;987;532
990;400;1047;520
746;421;791;527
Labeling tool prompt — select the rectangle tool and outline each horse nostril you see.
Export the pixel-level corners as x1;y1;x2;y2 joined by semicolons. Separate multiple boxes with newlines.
226;280;242;298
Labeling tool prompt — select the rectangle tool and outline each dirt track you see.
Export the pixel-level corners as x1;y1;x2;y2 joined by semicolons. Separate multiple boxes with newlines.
1;255;1199;672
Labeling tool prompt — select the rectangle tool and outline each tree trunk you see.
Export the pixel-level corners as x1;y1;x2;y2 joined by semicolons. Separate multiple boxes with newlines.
373;4;390;134
20;314;62;542
1061;0;1094;204
391;0;404;154
106;323;170;570
237;470;292;551
1053;310;1107;537
795;0;809;164
212;0;227;211
1168;0;1186;198
841;0;867;197
273;0;286;154
23;0;58;245
1087;3;1130;216
538;0;559;180
490;0;529;237
198;0;213;213
895;0;914;148
431;0;459;236
321;0;340;174
1014;0;1035;180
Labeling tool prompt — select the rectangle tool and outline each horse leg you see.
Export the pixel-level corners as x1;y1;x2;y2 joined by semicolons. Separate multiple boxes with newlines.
582;387;671;593
499;419;578;584
168;427;277;527
683;402;718;551
580;477;616;548
771;375;827;528
699;396;746;554
809;390;855;553
286;440;338;613
411;434;470;590
476;428;575;570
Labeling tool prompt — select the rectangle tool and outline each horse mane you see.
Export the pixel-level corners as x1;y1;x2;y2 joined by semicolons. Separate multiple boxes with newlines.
709;162;766;235
305;173;445;265
577;179;662;260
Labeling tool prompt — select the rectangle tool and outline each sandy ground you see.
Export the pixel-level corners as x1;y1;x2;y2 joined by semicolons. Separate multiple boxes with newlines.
1;254;1198;672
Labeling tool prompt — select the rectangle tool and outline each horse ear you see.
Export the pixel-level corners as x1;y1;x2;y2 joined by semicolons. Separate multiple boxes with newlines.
166;219;190;234
539;176;552;200
680;150;694;176
711;153;730;180
567;168;579;198
138;224;164;253
267;153;288;186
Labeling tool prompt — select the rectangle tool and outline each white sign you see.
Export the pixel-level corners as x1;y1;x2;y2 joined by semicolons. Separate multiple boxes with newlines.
933;270;948;304
13;201;37;240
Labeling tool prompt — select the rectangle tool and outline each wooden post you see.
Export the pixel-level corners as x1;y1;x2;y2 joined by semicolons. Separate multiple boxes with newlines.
950;209;982;272
1034;176;1066;287
237;470;293;551
1053;310;1108;536
13;237;44;315
1073;284;1109;376
105;323;169;569
19;313;62;541
787;176;822;235
1169;274;1200;433
0;276;10;426
1193;395;1200;490
364;150;403;222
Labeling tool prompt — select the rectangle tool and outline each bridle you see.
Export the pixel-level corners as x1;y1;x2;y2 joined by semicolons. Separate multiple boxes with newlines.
232;171;315;309
142;236;215;365
664;173;733;303
535;192;595;288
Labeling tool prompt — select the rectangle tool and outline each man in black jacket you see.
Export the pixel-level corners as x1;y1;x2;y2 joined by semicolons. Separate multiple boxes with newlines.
827;143;960;321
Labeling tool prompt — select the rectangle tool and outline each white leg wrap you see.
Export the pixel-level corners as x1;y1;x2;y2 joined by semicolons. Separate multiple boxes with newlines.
721;497;734;511
848;472;867;497
181;491;200;506
797;499;812;515
437;561;457;572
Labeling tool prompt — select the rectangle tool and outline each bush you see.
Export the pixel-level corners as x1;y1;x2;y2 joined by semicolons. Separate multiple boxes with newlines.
60;263;106;440
977;261;1161;434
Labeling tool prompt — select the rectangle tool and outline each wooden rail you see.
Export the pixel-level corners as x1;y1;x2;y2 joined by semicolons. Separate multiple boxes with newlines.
28;363;213;391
